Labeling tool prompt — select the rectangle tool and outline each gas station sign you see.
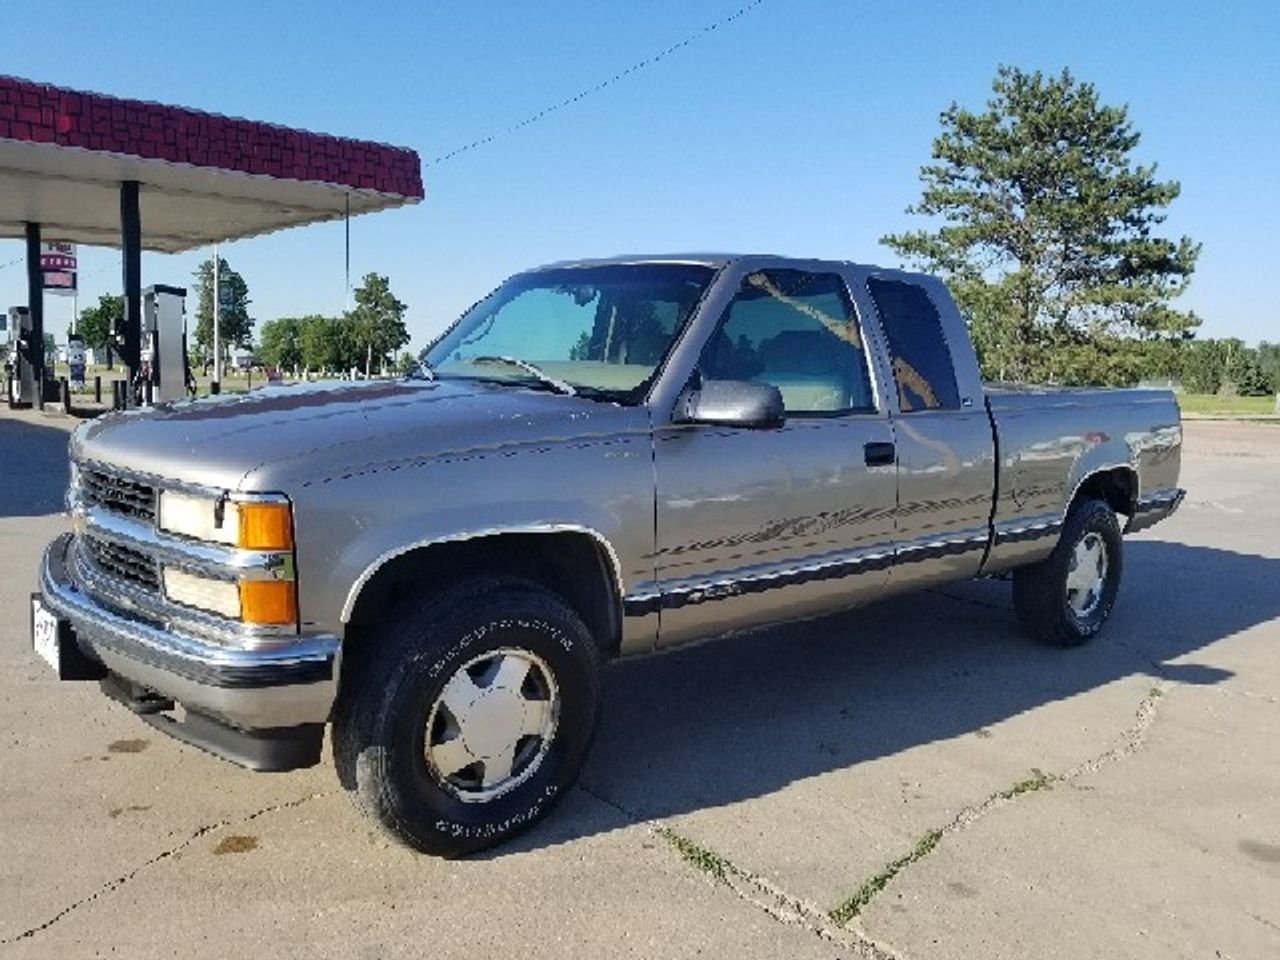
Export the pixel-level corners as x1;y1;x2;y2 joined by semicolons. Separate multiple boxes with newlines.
40;242;77;295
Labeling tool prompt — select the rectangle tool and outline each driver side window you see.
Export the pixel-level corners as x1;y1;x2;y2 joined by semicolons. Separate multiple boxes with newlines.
699;270;875;415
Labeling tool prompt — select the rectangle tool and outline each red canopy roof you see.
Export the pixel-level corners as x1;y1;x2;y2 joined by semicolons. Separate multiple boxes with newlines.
0;75;424;252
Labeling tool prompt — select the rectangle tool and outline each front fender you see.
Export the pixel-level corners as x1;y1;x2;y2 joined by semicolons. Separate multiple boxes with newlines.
285;431;658;641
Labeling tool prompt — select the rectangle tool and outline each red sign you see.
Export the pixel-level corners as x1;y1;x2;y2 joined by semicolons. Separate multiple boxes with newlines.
41;242;77;296
40;242;76;271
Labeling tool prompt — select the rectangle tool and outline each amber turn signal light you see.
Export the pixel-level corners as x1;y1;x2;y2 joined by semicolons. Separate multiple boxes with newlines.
237;502;293;551
239;579;298;625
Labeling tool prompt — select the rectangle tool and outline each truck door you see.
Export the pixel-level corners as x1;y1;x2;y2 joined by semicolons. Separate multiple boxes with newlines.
856;272;996;590
650;264;897;648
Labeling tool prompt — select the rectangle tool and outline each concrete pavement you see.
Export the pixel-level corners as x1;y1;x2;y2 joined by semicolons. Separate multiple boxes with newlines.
1;408;1276;959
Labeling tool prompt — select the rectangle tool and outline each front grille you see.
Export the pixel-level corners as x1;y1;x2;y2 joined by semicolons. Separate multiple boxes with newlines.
80;467;156;523
81;535;160;591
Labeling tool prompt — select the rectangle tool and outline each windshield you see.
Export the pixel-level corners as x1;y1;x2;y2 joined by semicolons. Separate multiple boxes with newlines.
422;264;717;402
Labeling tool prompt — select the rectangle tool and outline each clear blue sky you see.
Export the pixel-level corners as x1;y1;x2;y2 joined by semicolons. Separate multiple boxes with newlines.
2;0;1277;348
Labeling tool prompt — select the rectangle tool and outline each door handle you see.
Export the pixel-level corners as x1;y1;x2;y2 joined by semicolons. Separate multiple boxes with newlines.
864;441;896;467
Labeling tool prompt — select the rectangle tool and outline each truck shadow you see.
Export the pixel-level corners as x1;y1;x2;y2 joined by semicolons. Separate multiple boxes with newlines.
0;415;72;518
505;539;1278;854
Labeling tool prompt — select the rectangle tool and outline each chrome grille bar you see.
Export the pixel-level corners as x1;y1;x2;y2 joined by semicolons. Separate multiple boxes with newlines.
80;467;157;523
81;534;161;590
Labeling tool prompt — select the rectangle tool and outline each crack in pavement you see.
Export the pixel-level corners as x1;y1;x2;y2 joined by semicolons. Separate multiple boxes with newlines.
583;672;1172;954
576;783;901;959
1250;913;1280;935
829;682;1168;932
1;791;332;946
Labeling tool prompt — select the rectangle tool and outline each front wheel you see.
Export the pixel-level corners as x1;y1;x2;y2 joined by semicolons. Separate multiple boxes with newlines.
1013;497;1123;646
332;578;601;856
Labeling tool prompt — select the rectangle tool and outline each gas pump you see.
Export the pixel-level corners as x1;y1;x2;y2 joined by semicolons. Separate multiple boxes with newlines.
140;285;192;403
66;334;87;389
6;306;37;409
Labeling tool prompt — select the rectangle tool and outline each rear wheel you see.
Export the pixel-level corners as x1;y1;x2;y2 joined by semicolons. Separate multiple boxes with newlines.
333;577;601;856
1013;497;1122;646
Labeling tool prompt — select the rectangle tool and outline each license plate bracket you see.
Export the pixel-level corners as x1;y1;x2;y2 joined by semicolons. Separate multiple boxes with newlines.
30;594;107;681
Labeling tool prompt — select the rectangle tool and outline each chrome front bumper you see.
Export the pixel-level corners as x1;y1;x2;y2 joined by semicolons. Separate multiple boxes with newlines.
40;533;339;731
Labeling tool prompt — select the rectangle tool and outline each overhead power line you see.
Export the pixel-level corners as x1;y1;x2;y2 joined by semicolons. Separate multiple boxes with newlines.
430;0;767;166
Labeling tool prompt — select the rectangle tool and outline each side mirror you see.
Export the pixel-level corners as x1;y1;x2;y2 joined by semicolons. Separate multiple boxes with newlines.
676;379;784;428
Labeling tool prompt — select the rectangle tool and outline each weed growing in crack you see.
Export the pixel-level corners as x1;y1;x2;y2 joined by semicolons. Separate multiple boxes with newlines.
829;827;943;926
656;827;732;884
998;768;1056;800
830;768;1059;925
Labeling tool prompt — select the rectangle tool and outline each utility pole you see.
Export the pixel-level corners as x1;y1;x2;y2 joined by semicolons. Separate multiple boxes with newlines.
212;243;221;395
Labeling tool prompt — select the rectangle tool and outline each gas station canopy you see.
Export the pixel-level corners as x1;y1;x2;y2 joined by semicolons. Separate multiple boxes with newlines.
2;74;424;409
0;74;424;252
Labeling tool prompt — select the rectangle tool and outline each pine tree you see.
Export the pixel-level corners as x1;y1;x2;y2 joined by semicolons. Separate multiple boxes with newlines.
193;257;254;357
883;66;1200;384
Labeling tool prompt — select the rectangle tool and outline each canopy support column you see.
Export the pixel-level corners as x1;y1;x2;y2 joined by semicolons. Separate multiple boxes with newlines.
24;221;44;409
120;180;141;406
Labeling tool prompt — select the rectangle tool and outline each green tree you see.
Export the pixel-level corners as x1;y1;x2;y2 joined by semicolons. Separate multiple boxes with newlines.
346;273;409;375
258;317;303;370
194;257;254;357
298;315;359;373
395;350;418;376
883;65;1201;384
1179;339;1225;394
1223;341;1270;396
1256;342;1280;392
74;293;122;351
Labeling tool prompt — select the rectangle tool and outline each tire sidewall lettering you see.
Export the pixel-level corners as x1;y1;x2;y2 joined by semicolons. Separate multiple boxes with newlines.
432;784;560;841
427;618;572;682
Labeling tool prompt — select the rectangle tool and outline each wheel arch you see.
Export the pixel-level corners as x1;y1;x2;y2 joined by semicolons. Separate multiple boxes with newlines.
342;526;625;659
1066;464;1139;524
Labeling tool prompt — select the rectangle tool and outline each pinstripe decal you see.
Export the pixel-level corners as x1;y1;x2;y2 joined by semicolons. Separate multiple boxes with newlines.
994;521;1063;545
624;535;989;616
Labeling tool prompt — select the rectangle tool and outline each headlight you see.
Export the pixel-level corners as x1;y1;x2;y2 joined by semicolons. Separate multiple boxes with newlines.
162;568;297;625
163;568;241;618
158;492;293;551
158;491;235;544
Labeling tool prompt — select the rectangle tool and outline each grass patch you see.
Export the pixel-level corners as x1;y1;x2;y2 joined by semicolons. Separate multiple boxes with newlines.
830;768;1060;925
1177;393;1276;417
829;828;943;926
997;768;1055;800
655;826;732;884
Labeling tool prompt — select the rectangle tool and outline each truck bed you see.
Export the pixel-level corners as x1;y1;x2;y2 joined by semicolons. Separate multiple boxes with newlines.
982;384;1183;572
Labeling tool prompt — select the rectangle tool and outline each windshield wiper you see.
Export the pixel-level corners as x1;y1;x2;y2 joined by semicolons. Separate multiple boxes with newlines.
469;356;577;396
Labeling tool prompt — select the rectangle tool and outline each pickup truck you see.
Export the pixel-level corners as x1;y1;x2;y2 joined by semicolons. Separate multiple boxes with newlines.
33;254;1184;855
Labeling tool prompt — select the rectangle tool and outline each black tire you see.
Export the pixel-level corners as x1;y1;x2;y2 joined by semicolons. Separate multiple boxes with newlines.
1013;497;1123;647
332;577;601;856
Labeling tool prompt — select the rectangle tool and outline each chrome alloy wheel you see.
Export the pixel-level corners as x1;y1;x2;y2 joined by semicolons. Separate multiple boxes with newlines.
1065;531;1108;618
424;647;559;803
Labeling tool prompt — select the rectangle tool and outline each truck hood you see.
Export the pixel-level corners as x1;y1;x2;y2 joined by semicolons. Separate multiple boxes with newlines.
72;379;646;491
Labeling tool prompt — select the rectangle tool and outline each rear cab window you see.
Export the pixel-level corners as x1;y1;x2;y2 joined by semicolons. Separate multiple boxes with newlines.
866;277;961;412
